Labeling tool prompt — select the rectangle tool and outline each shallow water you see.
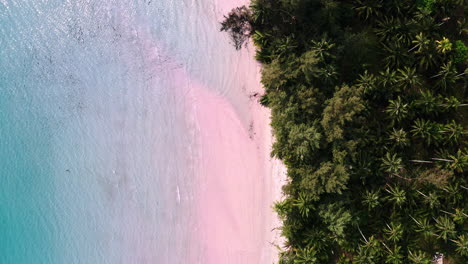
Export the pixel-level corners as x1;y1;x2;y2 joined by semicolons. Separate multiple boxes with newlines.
0;0;258;263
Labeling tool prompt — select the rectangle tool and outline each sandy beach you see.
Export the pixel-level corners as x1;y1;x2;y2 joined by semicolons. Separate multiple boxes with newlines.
177;54;285;264
181;2;286;263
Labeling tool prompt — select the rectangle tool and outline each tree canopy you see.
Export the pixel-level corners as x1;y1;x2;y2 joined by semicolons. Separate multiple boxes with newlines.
222;0;467;263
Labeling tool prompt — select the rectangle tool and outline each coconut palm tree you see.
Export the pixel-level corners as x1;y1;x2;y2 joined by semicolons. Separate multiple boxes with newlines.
355;236;383;264
275;36;296;59
442;96;468;109
385;185;406;207
274;199;292;219
415;90;440;114
411;119;442;145
382;38;409;68
354;0;382;20
452;208;467;224
434;215;456;241
432;61;460;91
416;190;440;209
397;66;421;89
293;192;313;218
451;234;468;257
382;153;403;174
389;128;409;147
363;189;380;210
384;222;404;242
376;16;402;42
310;37;335;62
252;31;269;48
383;244;403;264
447;150;468;172
303;228;328;250
385;0;409;17
408;250;432;264
441;120;464;143
249;0;266;24
385;96;409;122
358;71;378;94
411;119;431;139
295;247;318;263
379;67;398;88
441;183;463;205
317;64;338;86
435;37;452;54
409;32;430;53
433;149;468;172
411;216;435;238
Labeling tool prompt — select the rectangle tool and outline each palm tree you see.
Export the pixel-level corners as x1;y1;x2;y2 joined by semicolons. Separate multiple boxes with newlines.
411;216;435;238
293;192;313;218
411;119;442;145
354;0;382;20
412;8;437;32
385;0;409;17
433;149;468;172
355;236;383;264
310;37;335;62
275;36;296;59
447;150;468;172
363;189;380;210
441;183;463;205
382;38;409;68
441;120;464;143
416;190;440;209
358;71;379;97
432;61;460;91
452;208;467;224
411;119;431;139
383;244;403;264
396;66;421;89
274;199;292;219
384;222;404;242
385;185;406;207
435;37;452;54
415;90;440;114
295;247;318;263
378;67;397;88
434;215;456;241
249;0;266;24
252;31;269;48
389;128;409;147
381;153;403;174
317;64;338;86
376;17;402;42
408;250;432;264
303;228;328;250
385;96;409;122
442;96;468;109
417;50;438;70
451;234;468;257
409;32;430;53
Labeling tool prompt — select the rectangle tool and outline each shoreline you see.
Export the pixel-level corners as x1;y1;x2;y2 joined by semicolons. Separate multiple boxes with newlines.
172;1;287;262
178;56;286;263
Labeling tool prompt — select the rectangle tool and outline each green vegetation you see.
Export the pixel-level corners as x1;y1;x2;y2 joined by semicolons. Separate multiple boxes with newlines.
222;0;467;263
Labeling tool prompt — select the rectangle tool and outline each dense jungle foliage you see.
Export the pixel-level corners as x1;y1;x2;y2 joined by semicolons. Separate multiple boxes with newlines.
222;0;467;263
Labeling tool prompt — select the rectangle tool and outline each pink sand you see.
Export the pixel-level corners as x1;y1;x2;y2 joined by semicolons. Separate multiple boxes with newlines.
177;0;286;261
179;57;285;264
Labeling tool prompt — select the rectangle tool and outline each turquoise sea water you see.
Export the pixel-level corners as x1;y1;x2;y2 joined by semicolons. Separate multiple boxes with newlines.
0;1;257;263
